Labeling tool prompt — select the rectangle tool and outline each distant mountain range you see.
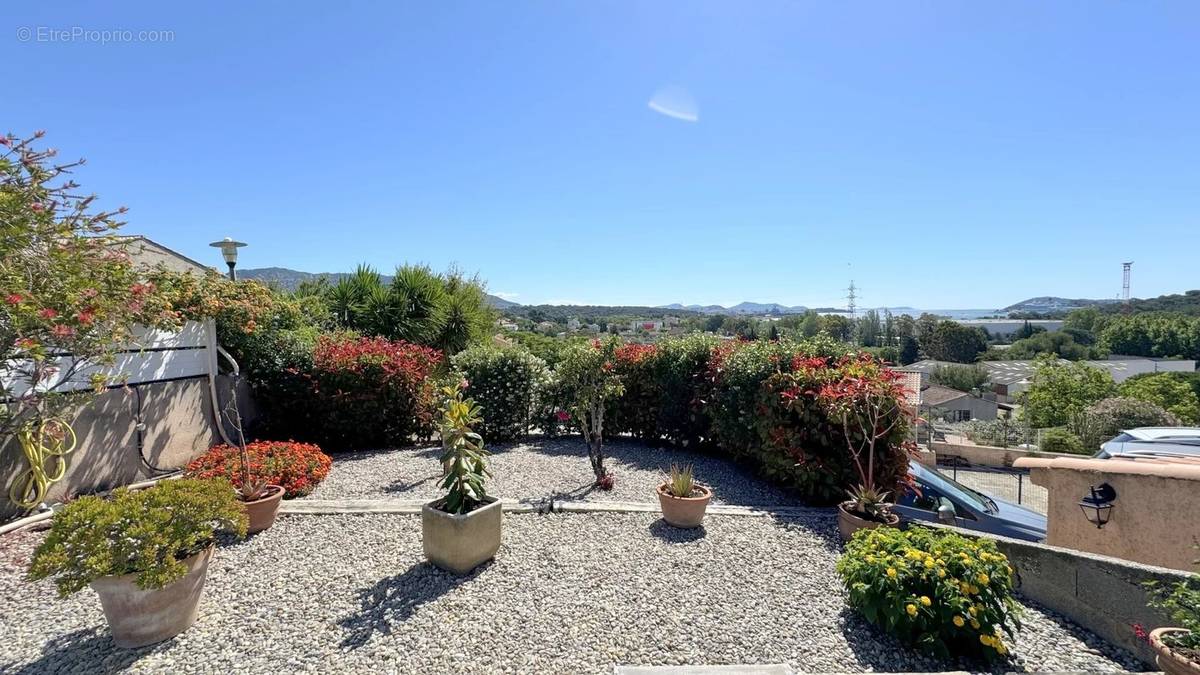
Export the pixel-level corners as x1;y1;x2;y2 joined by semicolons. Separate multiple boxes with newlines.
239;268;1135;317
238;267;518;309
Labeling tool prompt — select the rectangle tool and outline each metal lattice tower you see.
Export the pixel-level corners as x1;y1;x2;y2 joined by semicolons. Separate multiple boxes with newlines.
846;280;858;318
1122;262;1133;303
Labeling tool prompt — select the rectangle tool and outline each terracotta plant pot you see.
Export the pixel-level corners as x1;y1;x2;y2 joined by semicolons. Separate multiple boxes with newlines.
422;497;502;575
89;545;214;648
242;485;284;534
1151;628;1200;675
657;483;713;529
837;501;900;543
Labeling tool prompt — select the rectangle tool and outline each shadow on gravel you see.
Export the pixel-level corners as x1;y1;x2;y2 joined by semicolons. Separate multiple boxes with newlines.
648;519;707;543
9;627;148;675
547;482;599;502
338;561;484;648
382;474;440;494
1013;595;1144;671
838;605;1023;674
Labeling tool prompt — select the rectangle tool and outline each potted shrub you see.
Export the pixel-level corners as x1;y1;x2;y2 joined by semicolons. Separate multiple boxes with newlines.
837;526;1022;659
422;382;500;575
820;356;911;541
200;389;289;533
1148;549;1200;675
657;463;712;528
27;479;246;648
185;439;332;533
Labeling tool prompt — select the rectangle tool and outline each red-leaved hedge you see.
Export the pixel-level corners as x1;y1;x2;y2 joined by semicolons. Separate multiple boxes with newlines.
185;440;332;498
308;334;442;449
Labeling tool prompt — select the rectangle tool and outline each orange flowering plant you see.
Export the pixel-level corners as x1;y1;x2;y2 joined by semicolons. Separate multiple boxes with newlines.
185;440;332;499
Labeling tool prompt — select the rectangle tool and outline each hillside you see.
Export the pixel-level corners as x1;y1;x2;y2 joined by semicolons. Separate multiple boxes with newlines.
238;267;519;309
1002;296;1117;313
1099;289;1200;315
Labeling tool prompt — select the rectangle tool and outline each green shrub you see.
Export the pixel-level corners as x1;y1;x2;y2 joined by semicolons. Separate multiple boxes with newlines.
1070;397;1179;450
706;339;799;455
452;344;549;441
646;334;719;448
608;343;660;441
530;372;573;437
1119;372;1200;424
1038;427;1087;455
27;479;246;597
837;527;1021;659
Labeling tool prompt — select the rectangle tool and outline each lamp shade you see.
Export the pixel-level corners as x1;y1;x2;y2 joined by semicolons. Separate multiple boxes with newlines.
209;238;247;265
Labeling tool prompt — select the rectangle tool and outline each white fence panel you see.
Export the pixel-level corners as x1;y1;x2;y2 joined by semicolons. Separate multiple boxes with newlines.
1;320;214;398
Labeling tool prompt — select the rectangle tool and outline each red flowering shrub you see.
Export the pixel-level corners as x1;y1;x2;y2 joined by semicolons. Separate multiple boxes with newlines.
752;351;912;503
185;441;332;498
307;334;443;449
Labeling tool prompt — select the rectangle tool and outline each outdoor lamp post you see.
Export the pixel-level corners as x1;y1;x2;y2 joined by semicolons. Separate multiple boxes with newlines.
209;238;247;280
1078;483;1116;529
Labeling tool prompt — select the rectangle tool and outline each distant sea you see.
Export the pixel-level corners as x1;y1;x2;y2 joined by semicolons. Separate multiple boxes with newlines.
819;308;1006;319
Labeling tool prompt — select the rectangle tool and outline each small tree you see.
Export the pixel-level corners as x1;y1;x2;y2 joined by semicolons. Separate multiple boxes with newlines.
819;354;913;520
1020;355;1116;428
2;131;173;509
931;363;990;393
557;337;624;488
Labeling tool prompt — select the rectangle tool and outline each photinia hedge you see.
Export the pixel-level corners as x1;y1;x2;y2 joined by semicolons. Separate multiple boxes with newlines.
185;440;332;498
308;334;443;449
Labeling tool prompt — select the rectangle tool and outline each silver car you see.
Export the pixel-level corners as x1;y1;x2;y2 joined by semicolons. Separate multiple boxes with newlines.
1096;427;1200;460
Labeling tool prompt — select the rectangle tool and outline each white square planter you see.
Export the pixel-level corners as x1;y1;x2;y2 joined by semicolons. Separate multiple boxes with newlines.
421;497;502;575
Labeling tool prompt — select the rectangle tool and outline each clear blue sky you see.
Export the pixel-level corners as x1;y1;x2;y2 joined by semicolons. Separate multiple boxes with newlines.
6;2;1198;309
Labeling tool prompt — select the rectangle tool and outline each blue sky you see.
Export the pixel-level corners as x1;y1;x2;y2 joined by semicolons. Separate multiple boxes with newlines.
5;2;1198;309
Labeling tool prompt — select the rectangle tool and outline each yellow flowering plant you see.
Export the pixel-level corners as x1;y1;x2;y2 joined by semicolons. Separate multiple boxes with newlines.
836;526;1022;659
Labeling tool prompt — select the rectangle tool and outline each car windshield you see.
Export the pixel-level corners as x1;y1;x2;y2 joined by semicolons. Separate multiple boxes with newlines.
916;466;995;514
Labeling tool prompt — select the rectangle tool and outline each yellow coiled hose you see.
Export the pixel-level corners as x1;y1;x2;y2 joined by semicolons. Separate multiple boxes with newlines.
9;418;77;510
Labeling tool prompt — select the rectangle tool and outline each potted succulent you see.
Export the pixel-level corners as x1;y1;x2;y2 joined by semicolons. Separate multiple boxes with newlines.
1148;550;1200;675
423;382;500;575
27;479;246;648
657;463;712;528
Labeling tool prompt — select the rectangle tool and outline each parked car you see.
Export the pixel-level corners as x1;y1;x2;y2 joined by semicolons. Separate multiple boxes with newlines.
1096;427;1200;460
893;461;1047;542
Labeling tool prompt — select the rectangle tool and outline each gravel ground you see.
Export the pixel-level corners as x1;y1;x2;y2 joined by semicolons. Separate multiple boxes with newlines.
307;436;800;506
0;511;1143;675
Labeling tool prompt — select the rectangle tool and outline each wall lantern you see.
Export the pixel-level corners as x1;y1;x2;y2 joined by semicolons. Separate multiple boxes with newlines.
209;238;247;280
1078;483;1117;529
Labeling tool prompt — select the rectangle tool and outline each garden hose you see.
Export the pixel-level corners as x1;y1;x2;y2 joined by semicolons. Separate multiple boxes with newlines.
8;418;77;510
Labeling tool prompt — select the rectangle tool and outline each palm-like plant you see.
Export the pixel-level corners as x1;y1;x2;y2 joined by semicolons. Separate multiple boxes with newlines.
437;382;491;514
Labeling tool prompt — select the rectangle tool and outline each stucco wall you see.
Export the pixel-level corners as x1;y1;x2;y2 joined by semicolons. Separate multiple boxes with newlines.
1016;456;1200;572
1;378;221;521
